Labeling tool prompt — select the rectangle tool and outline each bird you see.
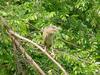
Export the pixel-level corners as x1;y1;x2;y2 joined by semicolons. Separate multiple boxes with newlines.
42;25;59;55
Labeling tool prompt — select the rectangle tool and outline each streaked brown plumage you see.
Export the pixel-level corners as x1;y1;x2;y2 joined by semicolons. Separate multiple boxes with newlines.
42;26;58;49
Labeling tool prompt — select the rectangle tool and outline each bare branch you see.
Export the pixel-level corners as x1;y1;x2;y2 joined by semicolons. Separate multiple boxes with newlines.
0;16;46;75
0;16;69;75
8;29;69;75
11;35;46;75
13;40;27;75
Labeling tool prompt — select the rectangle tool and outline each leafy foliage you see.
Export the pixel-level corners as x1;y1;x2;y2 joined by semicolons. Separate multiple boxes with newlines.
0;0;100;75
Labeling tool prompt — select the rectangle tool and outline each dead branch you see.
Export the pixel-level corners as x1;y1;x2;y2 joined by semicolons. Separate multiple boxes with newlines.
13;39;27;75
0;16;69;75
0;16;46;75
9;27;69;75
11;34;46;75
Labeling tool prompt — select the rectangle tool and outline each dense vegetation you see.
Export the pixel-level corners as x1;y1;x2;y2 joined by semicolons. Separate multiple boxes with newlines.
0;0;100;75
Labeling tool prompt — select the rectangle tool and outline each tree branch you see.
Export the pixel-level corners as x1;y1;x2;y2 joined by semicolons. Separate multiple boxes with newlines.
9;28;68;75
0;16;69;75
11;35;46;75
12;39;27;75
0;16;46;75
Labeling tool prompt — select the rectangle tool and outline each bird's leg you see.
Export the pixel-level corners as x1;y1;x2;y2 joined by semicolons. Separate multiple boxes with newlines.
50;47;55;58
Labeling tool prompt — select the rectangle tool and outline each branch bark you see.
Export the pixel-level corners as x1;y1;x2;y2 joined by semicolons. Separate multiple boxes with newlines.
13;39;27;75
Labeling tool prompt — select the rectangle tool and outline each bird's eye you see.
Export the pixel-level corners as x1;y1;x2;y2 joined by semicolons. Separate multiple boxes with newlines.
51;26;57;29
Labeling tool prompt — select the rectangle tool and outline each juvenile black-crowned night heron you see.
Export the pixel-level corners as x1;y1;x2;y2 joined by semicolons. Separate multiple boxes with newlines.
42;25;59;55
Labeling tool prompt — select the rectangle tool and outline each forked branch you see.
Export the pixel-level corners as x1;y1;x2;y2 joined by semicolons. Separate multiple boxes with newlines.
10;34;46;75
0;16;69;75
0;16;46;75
